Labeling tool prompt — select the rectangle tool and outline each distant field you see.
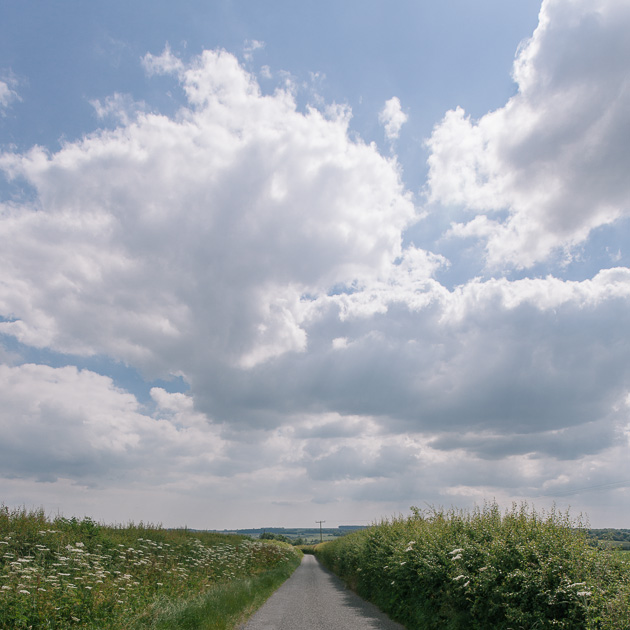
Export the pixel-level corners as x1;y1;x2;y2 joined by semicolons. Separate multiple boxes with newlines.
0;506;301;630
214;526;367;545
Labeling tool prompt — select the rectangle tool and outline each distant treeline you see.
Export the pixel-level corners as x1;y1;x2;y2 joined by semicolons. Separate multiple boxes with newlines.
589;529;630;542
589;529;630;549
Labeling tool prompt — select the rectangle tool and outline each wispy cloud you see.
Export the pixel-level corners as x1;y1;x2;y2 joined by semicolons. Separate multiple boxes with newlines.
379;96;408;141
0;77;19;114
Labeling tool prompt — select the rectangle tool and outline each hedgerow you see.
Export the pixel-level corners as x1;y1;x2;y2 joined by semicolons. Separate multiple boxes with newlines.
316;502;630;629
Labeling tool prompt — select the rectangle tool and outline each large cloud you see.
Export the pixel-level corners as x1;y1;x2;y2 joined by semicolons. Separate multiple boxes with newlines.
0;363;225;486
426;0;630;269
0;47;416;375
1;33;630;526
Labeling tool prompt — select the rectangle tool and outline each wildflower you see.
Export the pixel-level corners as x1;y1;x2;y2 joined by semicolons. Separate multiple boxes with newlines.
464;581;470;587
453;575;466;581
577;591;592;597
449;549;463;555
400;561;406;565
451;554;462;561
19;589;30;594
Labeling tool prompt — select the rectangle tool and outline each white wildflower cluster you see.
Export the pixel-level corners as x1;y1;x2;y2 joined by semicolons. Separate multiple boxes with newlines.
449;548;463;561
568;582;592;597
0;523;300;626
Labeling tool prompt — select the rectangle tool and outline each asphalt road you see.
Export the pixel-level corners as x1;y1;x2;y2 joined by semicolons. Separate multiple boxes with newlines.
241;554;406;630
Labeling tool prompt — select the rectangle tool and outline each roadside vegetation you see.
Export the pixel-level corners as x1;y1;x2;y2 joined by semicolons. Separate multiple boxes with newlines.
316;502;630;630
0;505;301;630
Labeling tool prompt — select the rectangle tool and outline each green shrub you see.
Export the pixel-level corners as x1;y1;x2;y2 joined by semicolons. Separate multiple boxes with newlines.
316;502;630;630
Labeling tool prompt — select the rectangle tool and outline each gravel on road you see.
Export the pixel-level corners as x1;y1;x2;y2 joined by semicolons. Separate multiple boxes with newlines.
241;554;406;630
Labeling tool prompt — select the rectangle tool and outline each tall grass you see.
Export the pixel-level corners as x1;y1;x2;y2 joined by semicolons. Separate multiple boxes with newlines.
0;505;301;629
316;502;630;630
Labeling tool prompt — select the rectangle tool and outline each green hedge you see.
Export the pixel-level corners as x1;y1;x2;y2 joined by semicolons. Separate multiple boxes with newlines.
316;503;630;630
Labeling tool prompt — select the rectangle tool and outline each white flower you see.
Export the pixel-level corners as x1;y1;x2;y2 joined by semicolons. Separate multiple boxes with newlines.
577;591;592;597
451;554;462;561
449;549;463;555
19;589;30;594
453;575;466;581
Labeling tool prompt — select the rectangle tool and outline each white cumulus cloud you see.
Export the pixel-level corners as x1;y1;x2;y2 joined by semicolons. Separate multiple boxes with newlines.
0;47;417;380
379;96;408;141
426;0;630;269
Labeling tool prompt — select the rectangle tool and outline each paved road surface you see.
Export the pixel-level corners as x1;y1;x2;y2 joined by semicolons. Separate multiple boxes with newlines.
241;555;405;630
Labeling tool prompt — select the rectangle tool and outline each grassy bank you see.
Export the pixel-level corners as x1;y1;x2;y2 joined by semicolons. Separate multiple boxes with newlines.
316;502;630;630
0;505;301;629
127;555;301;630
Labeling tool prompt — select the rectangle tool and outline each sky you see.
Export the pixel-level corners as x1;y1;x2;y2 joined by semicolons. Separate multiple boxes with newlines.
1;0;629;529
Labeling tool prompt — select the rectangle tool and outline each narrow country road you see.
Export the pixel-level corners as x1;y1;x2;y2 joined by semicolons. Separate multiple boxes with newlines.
241;554;406;630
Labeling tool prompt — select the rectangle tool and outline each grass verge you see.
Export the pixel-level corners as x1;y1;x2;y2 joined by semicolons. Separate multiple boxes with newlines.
0;504;302;629
128;554;302;630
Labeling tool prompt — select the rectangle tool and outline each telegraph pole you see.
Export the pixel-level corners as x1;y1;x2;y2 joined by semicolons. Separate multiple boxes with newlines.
315;520;326;543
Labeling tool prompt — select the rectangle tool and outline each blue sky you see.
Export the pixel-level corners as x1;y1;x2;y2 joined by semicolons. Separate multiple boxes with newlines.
1;0;630;529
